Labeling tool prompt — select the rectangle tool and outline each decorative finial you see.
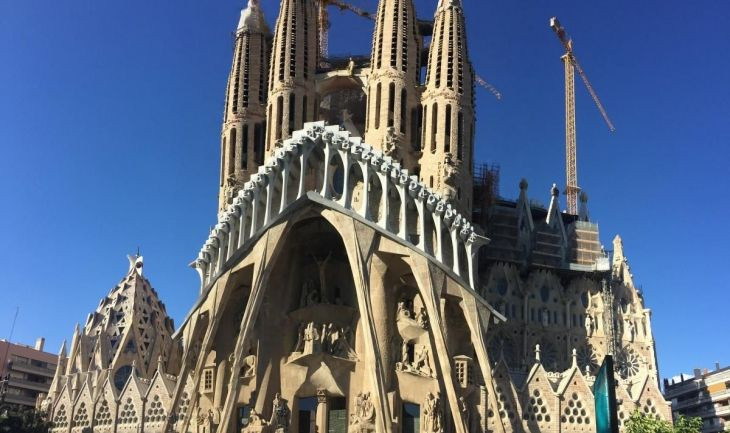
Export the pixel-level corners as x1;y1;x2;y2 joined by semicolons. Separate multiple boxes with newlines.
535;344;541;362
551;183;559;197
127;254;144;276
519;178;528;191
571;348;578;368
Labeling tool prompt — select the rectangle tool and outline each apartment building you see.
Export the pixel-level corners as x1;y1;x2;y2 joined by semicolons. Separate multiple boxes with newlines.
664;364;730;432
0;338;58;410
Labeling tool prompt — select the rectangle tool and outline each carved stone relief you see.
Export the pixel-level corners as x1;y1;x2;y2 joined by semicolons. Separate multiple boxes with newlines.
292;322;357;360
349;392;376;433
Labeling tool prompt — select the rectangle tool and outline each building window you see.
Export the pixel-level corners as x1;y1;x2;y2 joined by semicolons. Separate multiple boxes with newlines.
289;93;296;135
402;403;420;433
328;397;347;433
430;103;438;153
298;397;318;433
242;124;249;171
387;83;395;128
457;111;464;160
400;89;407;133
444;104;452;153
201;368;214;393
276;96;284;140
375;83;382;130
229;128;237;175
238;405;252;431
254;123;264;166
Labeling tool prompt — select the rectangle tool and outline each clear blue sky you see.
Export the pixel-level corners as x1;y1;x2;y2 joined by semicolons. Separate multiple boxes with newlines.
1;0;728;381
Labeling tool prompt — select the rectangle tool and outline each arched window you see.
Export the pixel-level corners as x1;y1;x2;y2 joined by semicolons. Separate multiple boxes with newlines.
430;103;438;153
457;110;464;160
387;83;395;128
241;124;249;171
275;96;283;141
229;128;237;175
400;89;407;133
288;93;296;135
444;104;452;153
375;83;382;130
302;95;308;124
220;136;227;187
254;123;264;166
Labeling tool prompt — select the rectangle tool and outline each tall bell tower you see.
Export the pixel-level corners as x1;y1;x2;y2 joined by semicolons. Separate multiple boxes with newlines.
364;0;422;170
265;0;318;154
219;0;271;213
420;0;475;212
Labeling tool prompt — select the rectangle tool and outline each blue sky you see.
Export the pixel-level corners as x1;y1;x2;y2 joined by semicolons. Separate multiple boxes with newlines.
1;0;728;381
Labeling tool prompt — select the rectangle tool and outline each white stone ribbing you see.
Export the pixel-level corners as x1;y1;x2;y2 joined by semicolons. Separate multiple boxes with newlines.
193;122;488;290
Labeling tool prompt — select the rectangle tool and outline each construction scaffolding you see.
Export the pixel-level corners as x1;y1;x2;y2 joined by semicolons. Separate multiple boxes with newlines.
472;163;501;226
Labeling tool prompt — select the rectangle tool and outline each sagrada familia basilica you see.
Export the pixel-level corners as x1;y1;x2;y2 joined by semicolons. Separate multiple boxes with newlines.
41;0;671;432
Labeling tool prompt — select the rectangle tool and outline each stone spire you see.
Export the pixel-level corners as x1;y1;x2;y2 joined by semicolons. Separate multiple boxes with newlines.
364;0;422;169
219;0;272;213
265;0;318;153
420;0;475;212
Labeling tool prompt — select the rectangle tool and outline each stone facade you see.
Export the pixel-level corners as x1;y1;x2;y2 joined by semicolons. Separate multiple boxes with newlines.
44;1;671;432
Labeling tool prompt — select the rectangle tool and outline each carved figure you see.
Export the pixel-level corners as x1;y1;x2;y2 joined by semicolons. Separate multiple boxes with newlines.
396;301;411;319
416;307;428;329
242;348;256;378
293;321;356;359
270;393;290;433
423;392;443;433
585;315;594;336
627;320;635;342
383;127;400;159
413;344;433;377
300;279;320;307
311;252;332;302
541;308;550;327
350;392;376;432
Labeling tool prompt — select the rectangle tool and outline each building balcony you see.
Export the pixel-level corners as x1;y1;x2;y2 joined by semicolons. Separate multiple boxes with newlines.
4;393;38;407
12;362;56;377
677;390;730;410
8;377;51;393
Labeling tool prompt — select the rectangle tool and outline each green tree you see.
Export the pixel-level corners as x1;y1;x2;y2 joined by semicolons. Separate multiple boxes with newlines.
625;410;703;433
0;407;52;433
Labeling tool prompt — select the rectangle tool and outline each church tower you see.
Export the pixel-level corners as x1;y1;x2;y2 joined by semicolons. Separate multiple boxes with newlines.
265;0;318;153
420;0;475;212
218;0;271;213
364;0;422;169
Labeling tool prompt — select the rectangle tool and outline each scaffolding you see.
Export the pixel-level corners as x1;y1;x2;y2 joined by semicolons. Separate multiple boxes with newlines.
472;163;500;226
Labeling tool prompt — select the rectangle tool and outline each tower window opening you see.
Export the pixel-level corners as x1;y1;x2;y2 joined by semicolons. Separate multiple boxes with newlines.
260;35;267;104
420;104;427;150
457;110;464;160
400;89;407;133
289;3;298;78
254;123;264;166
412;105;422;151
302;95;308;124
278;0;288;82
375;83;382;130
447;10;455;89
243;37;251;106
456;19;465;94
390;0;398;68
229;128;237;176
400;0;409;73
276;96;284;141
303;2;309;79
267;104;273;150
220;136;227;187
233;38;243;114
430;103;438;154
429;176;433;188
444;104;452;153
242;124;249;171
435;16;445;88
376;0;385;69
289;93;296;136
387;83;395;128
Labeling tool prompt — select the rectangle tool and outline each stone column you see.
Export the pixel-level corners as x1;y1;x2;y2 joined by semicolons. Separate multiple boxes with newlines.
316;389;329;433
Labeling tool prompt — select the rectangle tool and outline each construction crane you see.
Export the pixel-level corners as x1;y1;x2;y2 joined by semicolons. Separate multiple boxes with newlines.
549;16;615;215
317;0;373;60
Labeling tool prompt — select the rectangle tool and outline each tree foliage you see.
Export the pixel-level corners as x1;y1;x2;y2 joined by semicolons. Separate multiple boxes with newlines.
625;410;703;433
0;407;52;433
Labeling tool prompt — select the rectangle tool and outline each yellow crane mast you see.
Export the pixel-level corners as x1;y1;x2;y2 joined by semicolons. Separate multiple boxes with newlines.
550;17;615;215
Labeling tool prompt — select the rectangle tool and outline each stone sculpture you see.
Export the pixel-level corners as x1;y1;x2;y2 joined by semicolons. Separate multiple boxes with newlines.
349;392;376;432
423;392;443;433
270;393;290;433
